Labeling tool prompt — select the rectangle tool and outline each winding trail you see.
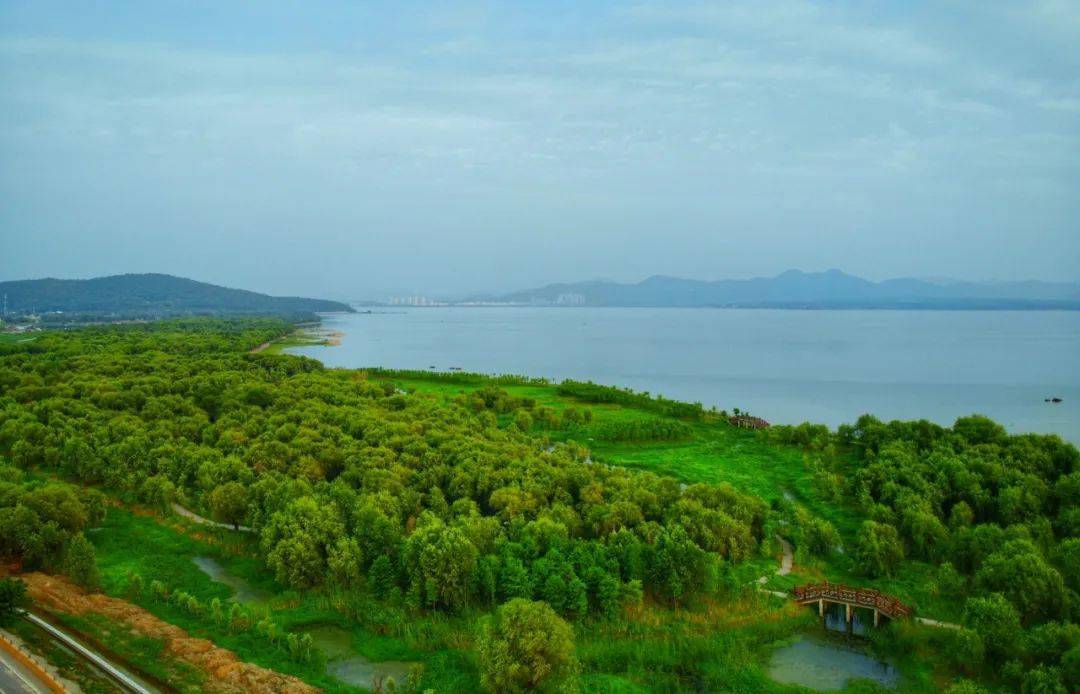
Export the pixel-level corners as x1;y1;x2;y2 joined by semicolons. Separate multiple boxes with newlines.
754;536;795;599
776;537;793;576
170;503;253;533
914;617;961;630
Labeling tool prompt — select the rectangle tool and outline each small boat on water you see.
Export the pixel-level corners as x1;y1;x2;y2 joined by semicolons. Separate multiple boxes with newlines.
1045;397;1063;403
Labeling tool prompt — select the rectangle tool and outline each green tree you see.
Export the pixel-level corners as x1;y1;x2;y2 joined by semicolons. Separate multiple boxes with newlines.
208;481;249;530
63;533;100;589
975;540;1066;623
368;555;397;600
801;517;839;557
327;537;364;588
1021;666;1066;694
500;557;533;600
963;593;1021;661
1061;645;1080;692
261;496;345;588
645;525;708;605
513;410;533;432
1052;538;1080;593
140;475;176;511
0;578;27;626
403;514;478;610
852;521;904;577
477;599;577;693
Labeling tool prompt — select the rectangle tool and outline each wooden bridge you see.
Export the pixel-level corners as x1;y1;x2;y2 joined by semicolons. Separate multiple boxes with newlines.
729;415;770;430
793;581;912;629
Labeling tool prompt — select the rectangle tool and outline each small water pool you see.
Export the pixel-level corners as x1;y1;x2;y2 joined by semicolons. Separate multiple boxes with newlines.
304;625;418;688
768;639;898;691
191;556;273;604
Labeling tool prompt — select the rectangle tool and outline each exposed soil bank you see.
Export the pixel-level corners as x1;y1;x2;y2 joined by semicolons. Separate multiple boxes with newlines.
18;573;315;694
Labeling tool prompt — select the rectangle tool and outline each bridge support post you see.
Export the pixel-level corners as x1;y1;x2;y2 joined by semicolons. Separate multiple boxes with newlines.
818;600;824;618
845;603;853;634
874;609;880;627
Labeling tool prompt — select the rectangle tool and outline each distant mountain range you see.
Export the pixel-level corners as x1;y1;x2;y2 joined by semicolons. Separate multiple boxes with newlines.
0;274;354;319
470;270;1080;309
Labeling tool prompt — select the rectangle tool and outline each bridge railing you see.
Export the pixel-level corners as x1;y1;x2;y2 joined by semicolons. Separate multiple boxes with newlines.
792;581;912;619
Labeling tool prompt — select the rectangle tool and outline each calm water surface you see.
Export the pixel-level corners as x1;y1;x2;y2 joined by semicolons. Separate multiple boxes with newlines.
768;639;897;690
192;556;272;604
303;625;417;687
290;308;1080;441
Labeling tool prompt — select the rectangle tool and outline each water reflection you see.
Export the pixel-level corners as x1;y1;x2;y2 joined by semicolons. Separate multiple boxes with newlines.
821;602;873;637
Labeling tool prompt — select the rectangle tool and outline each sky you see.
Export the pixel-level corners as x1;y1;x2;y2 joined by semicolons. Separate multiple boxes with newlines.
1;1;1078;301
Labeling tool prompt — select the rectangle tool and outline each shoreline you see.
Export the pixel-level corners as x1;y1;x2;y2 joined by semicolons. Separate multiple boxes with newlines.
276;313;1079;444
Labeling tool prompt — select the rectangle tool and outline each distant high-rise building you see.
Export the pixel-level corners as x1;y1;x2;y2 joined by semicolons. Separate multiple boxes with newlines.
555;293;586;306
389;295;447;307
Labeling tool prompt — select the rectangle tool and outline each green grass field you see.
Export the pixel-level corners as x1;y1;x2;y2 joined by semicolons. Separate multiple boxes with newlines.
0;332;36;344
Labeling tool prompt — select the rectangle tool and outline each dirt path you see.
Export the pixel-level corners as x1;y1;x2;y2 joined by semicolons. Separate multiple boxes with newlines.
755;536;793;585
776;537;793;576
249;342;271;354
18;573;314;694
171;503;252;533
915;617;961;630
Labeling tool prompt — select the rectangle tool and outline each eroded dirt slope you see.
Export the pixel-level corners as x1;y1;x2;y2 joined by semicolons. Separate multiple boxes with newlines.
19;572;317;694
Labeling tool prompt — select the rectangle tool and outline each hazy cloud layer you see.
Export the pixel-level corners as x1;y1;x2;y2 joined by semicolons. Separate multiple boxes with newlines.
1;1;1078;299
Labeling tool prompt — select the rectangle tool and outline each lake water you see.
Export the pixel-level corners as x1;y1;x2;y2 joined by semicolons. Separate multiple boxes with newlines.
289;308;1080;442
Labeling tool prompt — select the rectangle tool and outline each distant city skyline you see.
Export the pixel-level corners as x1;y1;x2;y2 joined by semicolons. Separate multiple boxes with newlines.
3;267;1080;306
2;2;1078;299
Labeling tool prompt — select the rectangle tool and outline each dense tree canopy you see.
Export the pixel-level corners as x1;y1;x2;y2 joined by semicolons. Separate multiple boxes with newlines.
771;414;1079;690
0;319;765;620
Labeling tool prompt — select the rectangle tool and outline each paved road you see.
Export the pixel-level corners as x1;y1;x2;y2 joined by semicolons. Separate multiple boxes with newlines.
170;502;252;533
0;645;50;694
23;613;154;693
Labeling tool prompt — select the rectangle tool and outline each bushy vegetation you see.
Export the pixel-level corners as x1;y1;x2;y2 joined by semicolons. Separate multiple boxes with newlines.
556;381;705;420
0;576;27;625
0;466;106;588
0;319;772;690
770;415;1079;689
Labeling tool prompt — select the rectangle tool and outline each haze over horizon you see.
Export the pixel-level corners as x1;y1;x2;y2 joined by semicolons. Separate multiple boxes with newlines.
2;2;1079;300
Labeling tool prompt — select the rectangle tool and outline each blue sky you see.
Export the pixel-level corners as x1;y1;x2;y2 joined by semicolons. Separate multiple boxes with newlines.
1;1;1078;300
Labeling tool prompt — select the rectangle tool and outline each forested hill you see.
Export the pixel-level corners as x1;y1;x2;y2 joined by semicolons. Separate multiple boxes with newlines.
0;273;353;318
480;269;1080;309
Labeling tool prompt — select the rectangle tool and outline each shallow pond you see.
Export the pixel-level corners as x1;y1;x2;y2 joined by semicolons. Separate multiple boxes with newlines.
192;556;273;604
768;639;898;691
304;624;418;688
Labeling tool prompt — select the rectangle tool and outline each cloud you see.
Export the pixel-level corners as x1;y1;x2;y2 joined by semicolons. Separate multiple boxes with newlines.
0;1;1077;293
